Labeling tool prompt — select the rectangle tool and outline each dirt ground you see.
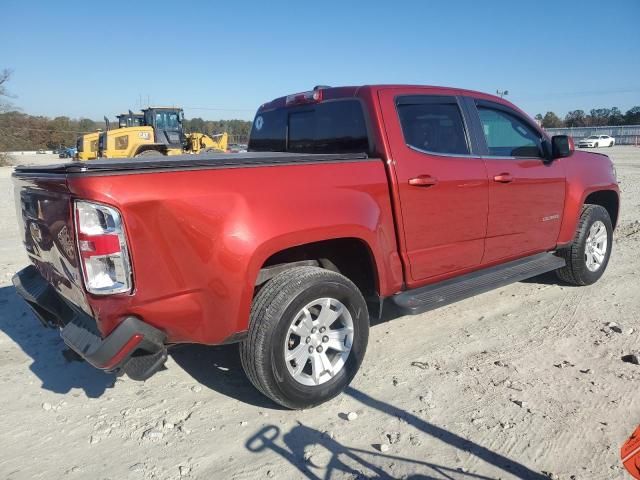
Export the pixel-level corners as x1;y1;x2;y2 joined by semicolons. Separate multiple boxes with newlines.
1;148;639;480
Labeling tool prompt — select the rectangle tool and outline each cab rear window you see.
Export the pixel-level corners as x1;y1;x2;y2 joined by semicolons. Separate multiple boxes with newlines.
248;100;370;154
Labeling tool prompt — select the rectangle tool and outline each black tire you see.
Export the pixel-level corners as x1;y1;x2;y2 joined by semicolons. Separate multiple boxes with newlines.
240;266;369;409
199;147;221;154
594;142;599;148
609;141;614;147
134;149;164;157
556;205;613;286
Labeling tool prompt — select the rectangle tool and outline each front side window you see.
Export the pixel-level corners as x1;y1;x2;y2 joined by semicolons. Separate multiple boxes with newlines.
396;100;469;155
478;107;542;157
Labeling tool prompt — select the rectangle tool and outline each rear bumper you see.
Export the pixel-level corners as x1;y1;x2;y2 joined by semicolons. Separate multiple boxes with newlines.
12;265;167;380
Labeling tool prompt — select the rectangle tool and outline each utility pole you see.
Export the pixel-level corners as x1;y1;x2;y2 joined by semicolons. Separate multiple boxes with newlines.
496;89;509;99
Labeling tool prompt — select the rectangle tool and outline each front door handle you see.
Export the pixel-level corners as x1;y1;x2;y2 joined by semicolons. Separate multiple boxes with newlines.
408;175;437;187
493;173;514;183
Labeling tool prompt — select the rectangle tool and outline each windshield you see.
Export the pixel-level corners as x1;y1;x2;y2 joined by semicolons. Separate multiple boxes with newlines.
120;116;143;127
588;135;599;139
150;110;182;131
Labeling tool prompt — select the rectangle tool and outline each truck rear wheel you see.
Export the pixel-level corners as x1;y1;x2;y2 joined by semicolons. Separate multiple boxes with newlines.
240;266;369;409
556;204;613;286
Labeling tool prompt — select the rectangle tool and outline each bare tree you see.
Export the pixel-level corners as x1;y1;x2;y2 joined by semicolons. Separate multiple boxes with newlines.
0;68;14;164
0;68;14;112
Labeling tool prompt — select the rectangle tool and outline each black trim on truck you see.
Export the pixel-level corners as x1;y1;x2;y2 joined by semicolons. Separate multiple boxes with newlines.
13;265;167;380
13;151;370;175
391;252;566;315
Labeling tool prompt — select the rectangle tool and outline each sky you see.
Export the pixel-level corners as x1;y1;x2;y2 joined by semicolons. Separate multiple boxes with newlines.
1;0;639;122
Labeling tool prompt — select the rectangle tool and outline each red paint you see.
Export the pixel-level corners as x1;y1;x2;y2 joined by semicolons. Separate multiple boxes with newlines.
482;157;566;263
67;160;400;343
377;87;488;284
15;85;620;347
622;425;640;479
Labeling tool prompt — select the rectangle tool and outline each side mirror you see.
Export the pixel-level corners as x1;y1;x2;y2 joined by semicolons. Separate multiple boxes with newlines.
551;135;574;159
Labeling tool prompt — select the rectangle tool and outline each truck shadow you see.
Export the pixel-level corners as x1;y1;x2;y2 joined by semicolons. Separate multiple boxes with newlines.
344;387;547;479
244;388;547;480
520;271;569;286
171;344;546;478
0;276;547;477
246;422;494;480
170;343;282;409
0;285;115;398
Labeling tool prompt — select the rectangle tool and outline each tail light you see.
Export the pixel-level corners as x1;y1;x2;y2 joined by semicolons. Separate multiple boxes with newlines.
285;87;325;105
74;200;132;295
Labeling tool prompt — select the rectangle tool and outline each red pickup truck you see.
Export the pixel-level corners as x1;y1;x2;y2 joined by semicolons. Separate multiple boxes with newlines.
12;85;619;409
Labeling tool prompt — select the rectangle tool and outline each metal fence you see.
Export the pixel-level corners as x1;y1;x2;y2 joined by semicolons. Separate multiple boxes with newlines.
545;125;640;145
228;134;248;145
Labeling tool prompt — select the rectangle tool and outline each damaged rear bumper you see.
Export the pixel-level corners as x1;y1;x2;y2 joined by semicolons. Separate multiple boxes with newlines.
12;265;167;380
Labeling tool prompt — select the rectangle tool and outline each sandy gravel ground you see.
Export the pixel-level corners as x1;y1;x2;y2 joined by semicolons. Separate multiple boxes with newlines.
0;148;639;480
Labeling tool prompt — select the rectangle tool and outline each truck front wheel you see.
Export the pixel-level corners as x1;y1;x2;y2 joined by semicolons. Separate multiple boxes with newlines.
240;266;369;409
556;204;613;285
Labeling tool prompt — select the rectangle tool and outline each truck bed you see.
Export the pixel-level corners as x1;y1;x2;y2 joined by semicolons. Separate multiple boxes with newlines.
13;152;369;174
12;150;393;344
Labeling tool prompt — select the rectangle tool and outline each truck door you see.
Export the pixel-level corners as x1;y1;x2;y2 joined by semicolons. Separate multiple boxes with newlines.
469;98;566;264
378;89;488;285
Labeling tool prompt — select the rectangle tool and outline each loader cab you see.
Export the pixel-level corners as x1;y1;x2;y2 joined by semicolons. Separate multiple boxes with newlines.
117;111;144;128
142;107;185;149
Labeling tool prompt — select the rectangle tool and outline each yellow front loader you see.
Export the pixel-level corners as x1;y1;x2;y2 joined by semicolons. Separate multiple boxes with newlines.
186;132;228;154
99;106;229;158
75;131;100;160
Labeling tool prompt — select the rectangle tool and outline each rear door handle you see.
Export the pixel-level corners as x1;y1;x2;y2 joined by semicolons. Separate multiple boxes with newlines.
493;173;514;183
408;175;437;187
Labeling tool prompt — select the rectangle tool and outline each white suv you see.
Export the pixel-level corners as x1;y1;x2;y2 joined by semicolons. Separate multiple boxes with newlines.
578;135;615;148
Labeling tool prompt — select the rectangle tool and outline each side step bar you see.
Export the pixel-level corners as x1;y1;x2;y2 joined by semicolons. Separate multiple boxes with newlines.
391;252;565;315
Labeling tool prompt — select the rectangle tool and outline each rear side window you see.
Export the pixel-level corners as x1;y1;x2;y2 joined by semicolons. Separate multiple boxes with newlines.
396;98;469;155
248;100;369;154
478;107;542;157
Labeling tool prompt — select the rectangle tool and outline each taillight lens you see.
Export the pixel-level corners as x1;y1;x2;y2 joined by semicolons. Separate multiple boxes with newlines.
285;88;323;105
74;200;132;295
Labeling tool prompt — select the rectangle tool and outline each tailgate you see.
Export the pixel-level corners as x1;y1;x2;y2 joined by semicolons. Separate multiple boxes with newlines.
13;173;91;315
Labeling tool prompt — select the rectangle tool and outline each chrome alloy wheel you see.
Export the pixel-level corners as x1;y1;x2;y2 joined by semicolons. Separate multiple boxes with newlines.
284;298;354;386
585;220;608;272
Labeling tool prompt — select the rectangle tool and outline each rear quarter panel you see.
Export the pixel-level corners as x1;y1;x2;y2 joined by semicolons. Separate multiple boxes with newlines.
67;159;400;343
